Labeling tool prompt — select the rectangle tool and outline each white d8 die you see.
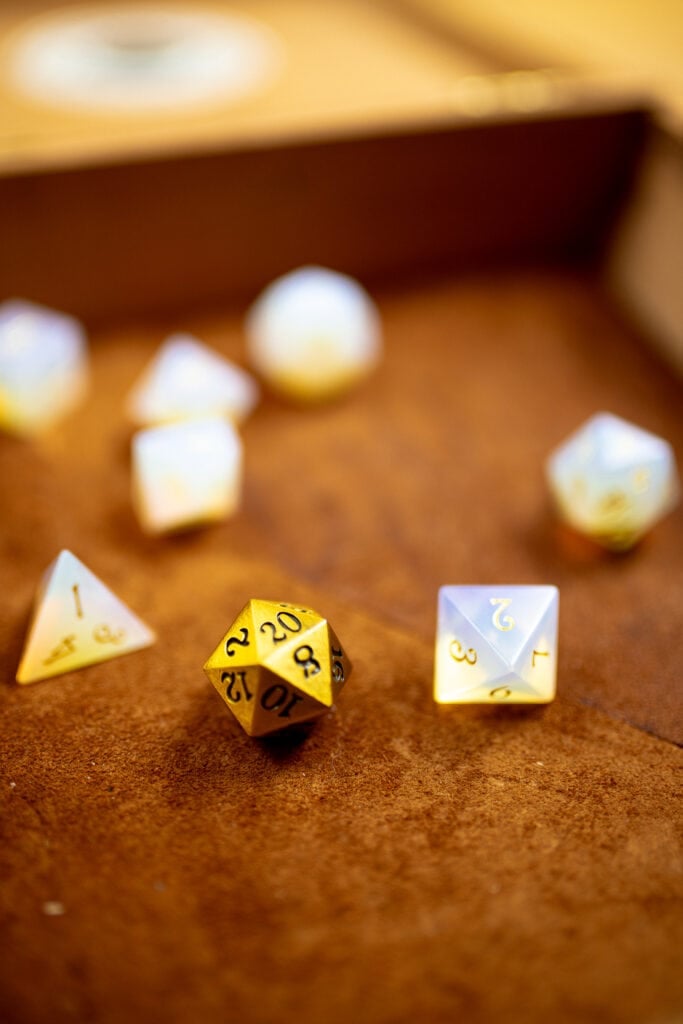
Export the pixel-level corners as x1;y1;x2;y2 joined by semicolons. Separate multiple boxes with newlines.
126;333;259;427
546;412;679;550
0;299;88;435
434;585;559;705
132;417;243;534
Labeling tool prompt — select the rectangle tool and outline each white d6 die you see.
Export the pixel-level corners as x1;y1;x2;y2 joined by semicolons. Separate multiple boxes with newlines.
546;412;680;550
0;299;88;435
132;417;242;534
434;585;559;705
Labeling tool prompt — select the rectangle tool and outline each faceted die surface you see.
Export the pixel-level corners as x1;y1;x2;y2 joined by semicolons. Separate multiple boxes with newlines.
546;412;680;550
132;416;242;534
246;265;382;402
16;549;155;684
434;585;559;704
204;599;351;736
0;299;88;435
126;333;259;426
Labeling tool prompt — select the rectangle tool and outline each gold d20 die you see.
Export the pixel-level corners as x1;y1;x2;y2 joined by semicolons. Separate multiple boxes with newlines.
203;599;351;737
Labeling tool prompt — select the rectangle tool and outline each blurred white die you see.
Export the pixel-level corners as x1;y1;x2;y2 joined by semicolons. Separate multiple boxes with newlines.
546;412;679;550
434;585;559;705
246;266;382;401
127;333;259;426
132;417;243;534
0;299;88;435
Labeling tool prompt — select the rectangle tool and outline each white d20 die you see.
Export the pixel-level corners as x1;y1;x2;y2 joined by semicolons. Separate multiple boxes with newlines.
0;299;88;435
245;266;382;402
434;585;559;704
132;417;243;534
546;412;679;550
126;333;259;427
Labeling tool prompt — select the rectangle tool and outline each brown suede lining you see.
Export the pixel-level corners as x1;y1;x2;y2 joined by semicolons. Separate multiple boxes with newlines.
1;271;681;1024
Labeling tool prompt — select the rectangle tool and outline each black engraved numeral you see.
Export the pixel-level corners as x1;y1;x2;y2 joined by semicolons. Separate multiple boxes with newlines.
260;684;304;718
331;646;345;683
225;628;250;657
222;670;253;703
72;584;84;619
260;611;302;644
294;644;321;679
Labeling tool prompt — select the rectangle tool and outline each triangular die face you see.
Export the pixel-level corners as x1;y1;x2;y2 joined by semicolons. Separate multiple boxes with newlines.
249;669;326;737
593;414;665;473
434;595;511;704
443;585;557;666
205;663;262;733
265;618;334;706
203;603;258;672
512;597;559;702
16;550;155;684
249;599;323;663
327;625;351;702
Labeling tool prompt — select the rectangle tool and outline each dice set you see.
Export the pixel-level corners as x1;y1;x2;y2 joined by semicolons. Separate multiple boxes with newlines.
5;284;681;738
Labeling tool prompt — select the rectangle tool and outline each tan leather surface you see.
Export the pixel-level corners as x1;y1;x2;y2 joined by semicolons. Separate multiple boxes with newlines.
1;271;681;1023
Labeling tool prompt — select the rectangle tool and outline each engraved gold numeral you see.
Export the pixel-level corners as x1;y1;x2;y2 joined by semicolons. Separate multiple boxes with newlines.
532;649;548;667
449;639;477;665
633;468;650;494
489;686;511;700
93;624;125;645
72;584;84;619
490;598;515;632
43;635;77;665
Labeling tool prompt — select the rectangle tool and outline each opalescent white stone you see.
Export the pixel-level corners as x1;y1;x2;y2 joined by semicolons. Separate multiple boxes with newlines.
434;585;559;704
245;266;382;401
132;417;242;534
0;299;88;435
16;549;155;684
546;412;679;549
127;333;259;426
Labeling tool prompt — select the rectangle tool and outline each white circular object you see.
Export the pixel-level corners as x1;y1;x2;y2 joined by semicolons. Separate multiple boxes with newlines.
246;267;382;402
8;4;281;114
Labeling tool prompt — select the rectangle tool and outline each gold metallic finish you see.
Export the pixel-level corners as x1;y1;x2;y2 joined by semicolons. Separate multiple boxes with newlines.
203;599;352;737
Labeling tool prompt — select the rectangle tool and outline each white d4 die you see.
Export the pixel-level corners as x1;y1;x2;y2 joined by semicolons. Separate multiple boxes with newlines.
546;412;679;550
434;585;559;705
132;417;243;534
0;299;88;435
